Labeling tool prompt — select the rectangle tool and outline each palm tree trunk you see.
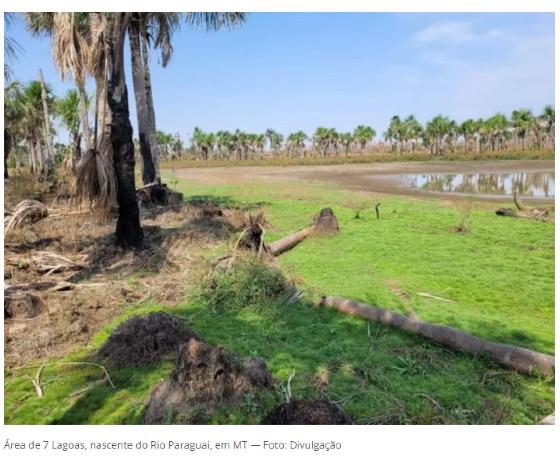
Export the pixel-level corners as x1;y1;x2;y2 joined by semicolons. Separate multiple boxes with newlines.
4;129;11;179
129;13;156;185
28;139;36;173
141;37;161;183
77;82;91;151
38;69;54;178
107;13;143;248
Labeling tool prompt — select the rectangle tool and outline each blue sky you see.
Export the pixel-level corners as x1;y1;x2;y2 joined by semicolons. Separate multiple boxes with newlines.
5;12;555;144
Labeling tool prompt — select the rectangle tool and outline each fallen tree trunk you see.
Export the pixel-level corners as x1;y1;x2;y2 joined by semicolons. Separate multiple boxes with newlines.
320;296;554;376
268;226;314;256
496;192;553;221
268;207;339;256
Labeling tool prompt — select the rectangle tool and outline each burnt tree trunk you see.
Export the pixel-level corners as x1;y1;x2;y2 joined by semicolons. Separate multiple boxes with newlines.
107;14;143;248
4;129;11;179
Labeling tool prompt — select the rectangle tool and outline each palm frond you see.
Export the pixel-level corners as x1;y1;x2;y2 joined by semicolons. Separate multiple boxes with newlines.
185;12;246;31
73;136;117;221
52;13;87;85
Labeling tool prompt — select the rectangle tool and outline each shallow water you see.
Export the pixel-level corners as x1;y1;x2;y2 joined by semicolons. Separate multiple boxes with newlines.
401;171;555;198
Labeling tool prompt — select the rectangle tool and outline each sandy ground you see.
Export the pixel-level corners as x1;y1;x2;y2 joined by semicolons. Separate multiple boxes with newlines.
167;160;555;203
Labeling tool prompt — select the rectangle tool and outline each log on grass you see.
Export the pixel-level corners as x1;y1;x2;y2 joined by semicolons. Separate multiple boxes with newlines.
320;296;554;376
267;207;339;256
496;192;553;221
268;226;314;256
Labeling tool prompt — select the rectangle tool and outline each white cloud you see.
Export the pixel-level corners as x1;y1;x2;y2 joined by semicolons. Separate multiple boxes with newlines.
413;21;503;45
449;34;554;118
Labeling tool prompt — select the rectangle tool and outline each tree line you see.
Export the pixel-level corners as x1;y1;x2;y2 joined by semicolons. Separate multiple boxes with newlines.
186;109;554;161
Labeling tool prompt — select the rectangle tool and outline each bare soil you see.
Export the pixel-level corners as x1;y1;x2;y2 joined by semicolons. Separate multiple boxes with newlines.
3;181;250;369
169;159;554;203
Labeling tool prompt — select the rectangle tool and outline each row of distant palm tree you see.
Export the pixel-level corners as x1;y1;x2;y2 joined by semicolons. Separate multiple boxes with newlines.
385;109;555;156
181;108;554;161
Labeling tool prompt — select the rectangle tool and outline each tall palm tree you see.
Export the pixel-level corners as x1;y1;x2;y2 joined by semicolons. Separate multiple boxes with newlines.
4;81;26;177
511;108;534;150
129;13;246;183
56;89;83;164
265;129;284;155
403;115;423;152
38;69;55;177
337;132;353;156
26;13;93;152
539;105;555;148
425;115;454;155
352;125;375;151
286;131;307;157
459;119;476;153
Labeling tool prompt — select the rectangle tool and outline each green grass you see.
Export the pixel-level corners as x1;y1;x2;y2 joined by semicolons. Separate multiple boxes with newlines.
4;172;554;424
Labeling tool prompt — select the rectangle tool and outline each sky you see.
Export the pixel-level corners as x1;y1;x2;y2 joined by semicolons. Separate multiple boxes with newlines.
4;12;555;145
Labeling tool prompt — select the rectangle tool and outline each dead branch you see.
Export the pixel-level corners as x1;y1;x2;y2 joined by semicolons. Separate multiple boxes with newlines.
4;200;48;235
416;292;455;303
32;362;47;397
32;361;116;398
496;193;553;222
320;296;554;376
513;191;528;211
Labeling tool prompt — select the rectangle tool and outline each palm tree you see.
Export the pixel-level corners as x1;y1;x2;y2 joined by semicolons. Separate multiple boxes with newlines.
192;127;215;160
26;13;93;152
338;132;353;156
286;131;307;157
425;115;454;155
459;119;476;153
511;108;534;150
4;81;27;177
265;129;284;156
402;115;423;152
352;125;375;151
539;105;555;148
37;69;55;177
56;89;83;165
486;113;509;150
313;127;338;157
128;13;246;183
384;116;404;154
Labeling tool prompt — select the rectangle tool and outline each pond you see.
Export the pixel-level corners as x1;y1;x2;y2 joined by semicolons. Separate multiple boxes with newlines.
400;171;555;198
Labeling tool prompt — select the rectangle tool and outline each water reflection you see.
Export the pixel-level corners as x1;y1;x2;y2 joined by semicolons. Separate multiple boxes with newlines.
402;171;555;197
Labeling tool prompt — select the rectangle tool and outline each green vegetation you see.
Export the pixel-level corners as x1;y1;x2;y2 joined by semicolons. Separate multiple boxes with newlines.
5;176;554;424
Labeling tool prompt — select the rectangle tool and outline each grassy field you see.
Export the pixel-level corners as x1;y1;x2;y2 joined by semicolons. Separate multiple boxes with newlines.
4;173;554;424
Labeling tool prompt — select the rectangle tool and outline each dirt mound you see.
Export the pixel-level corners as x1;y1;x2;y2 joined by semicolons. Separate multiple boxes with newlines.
97;312;196;368
262;399;353;425
4;293;46;319
144;339;273;424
